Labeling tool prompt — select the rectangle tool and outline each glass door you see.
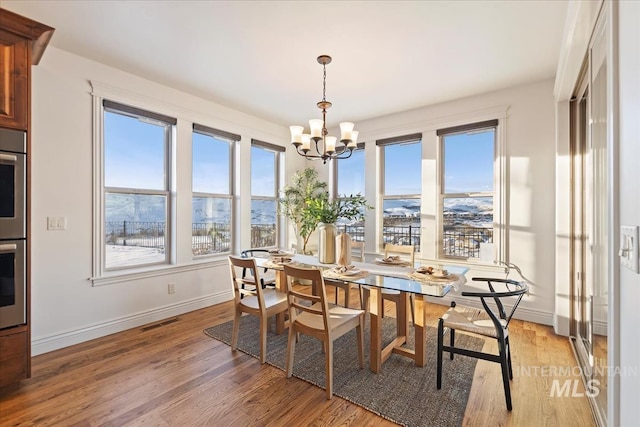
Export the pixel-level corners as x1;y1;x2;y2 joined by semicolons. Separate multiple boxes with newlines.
570;7;608;426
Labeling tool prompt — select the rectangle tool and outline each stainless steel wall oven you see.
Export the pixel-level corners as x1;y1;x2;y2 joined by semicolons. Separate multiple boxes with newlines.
0;128;27;329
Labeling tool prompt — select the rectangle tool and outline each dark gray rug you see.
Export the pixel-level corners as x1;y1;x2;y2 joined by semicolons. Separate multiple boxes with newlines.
204;315;483;427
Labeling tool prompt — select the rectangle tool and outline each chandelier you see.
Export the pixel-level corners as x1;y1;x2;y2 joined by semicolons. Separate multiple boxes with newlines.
290;55;358;164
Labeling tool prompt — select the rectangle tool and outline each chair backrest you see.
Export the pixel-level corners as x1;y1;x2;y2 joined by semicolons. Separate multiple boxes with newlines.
462;277;528;330
283;264;330;334
384;243;415;265
351;240;365;262
240;248;270;259
228;255;266;309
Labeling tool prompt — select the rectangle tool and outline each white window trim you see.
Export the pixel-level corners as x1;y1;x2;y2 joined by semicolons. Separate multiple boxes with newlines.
191;127;236;258
436;118;508;265
90;84;179;285
250;140;283;249
379;138;422;252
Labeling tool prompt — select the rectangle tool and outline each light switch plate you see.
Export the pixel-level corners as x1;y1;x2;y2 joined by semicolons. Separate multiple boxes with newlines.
47;216;66;231
620;225;639;273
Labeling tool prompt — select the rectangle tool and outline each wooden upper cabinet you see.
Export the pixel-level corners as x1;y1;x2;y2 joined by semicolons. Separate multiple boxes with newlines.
0;30;29;130
0;8;54;130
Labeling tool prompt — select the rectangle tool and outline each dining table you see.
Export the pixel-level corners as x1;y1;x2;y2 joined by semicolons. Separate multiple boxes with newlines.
255;252;469;373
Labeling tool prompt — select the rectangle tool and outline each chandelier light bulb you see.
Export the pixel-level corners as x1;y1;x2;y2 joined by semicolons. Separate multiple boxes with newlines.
309;119;323;139
347;131;359;148
339;122;354;141
290;126;304;144
325;136;337;153
301;133;311;151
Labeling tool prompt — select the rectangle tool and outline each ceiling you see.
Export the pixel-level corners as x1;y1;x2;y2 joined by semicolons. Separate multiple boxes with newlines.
3;1;569;127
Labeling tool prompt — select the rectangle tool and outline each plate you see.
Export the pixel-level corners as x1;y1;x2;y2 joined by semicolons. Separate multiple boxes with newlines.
268;249;289;256
270;256;293;264
375;257;407;265
339;268;361;276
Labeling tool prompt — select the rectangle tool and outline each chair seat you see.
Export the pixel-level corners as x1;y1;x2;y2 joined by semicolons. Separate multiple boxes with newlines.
295;303;364;332
442;305;508;339
239;288;288;311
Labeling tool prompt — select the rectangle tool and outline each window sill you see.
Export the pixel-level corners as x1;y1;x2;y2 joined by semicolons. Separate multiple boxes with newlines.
90;257;227;287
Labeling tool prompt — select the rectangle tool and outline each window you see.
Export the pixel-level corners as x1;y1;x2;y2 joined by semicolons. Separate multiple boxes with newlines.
438;120;497;260
378;133;422;250
102;100;175;270
192;124;238;256
336;143;365;241
250;140;284;248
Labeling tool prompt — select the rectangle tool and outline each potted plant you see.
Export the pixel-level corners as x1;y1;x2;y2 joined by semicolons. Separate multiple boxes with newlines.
307;192;371;263
278;167;327;254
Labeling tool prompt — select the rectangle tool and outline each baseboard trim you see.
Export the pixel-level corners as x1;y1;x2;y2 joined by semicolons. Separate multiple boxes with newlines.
424;294;554;326
32;291;232;356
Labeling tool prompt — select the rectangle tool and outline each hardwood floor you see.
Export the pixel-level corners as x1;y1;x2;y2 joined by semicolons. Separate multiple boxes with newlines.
0;288;595;426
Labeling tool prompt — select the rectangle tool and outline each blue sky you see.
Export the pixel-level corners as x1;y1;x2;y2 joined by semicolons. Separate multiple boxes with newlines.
107;111;493;204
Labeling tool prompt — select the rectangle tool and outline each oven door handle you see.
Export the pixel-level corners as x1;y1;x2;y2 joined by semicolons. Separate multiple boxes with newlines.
0;153;18;162
0;243;18;252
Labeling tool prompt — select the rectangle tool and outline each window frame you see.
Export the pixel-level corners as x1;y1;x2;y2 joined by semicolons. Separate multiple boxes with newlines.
100;99;175;272
334;143;366;240
191;123;238;257
378;134;423;252
437;119;506;263
250;139;284;249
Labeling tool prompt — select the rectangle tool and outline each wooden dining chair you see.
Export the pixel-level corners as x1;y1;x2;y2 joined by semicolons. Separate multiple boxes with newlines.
228;255;289;364
363;243;416;323
283;264;365;399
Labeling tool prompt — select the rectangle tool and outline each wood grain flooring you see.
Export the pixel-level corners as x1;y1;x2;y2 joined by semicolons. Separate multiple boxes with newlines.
0;288;595;426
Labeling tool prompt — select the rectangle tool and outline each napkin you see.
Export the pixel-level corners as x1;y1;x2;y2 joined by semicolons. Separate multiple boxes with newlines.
382;255;401;262
415;266;434;275
335;265;357;274
416;266;448;276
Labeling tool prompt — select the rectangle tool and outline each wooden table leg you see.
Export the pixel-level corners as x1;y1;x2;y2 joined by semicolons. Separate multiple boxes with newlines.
275;270;286;335
397;292;409;339
369;287;383;373
414;295;427;367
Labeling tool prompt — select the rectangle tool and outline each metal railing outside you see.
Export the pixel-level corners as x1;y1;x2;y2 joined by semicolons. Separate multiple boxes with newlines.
105;221;165;250
251;224;277;248
341;224;421;251
443;226;493;258
105;220;491;259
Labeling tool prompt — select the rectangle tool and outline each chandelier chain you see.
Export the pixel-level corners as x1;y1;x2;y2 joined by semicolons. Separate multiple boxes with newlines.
322;63;327;103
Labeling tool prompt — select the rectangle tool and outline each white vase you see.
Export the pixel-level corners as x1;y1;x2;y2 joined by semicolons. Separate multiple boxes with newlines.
317;222;337;264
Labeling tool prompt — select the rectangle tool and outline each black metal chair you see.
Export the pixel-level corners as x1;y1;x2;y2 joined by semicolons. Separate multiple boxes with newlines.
437;277;528;411
239;249;276;297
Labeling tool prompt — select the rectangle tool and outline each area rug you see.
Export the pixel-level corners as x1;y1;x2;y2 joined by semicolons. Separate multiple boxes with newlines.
204;315;483;427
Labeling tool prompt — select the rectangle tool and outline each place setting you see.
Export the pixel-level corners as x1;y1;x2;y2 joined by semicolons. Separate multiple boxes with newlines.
262;250;296;268
407;266;461;283
374;255;412;267
322;264;369;280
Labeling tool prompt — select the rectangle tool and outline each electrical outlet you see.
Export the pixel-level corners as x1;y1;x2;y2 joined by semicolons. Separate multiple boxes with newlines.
168;283;176;294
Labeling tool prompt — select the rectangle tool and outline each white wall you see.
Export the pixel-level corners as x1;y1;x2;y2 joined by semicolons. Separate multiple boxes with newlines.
29;46;299;354
617;1;640;424
324;79;559;325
